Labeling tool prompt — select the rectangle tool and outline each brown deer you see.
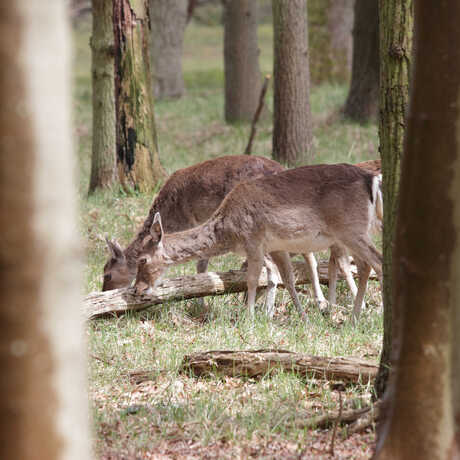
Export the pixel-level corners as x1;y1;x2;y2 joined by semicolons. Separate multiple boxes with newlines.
134;163;383;321
327;159;382;319
103;155;285;291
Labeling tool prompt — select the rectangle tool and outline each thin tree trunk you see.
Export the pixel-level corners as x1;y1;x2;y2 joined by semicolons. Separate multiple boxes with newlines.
89;0;117;194
374;2;460;458
308;0;354;84
0;2;89;459
149;0;187;99
343;0;379;123
272;0;313;166
374;0;412;399
223;0;262;123
113;0;166;193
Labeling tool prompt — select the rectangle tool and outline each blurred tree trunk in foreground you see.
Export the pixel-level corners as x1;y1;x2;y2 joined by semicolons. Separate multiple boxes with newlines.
374;0;413;399
113;0;166;193
0;1;89;459
374;2;460;459
89;0;117;194
308;0;354;85
149;0;188;99
343;0;379;123
272;0;313;166
223;0;262;123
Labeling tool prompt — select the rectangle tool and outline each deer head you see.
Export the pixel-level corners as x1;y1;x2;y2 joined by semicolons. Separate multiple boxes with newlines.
102;237;133;291
134;213;170;294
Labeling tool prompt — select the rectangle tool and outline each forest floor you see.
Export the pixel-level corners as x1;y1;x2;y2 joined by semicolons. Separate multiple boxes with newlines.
75;14;382;460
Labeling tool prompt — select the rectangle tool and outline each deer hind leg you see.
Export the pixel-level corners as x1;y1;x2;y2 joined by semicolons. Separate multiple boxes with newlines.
302;253;327;311
330;245;358;303
351;258;372;324
341;235;382;279
270;251;306;320
340;235;383;324
245;247;265;321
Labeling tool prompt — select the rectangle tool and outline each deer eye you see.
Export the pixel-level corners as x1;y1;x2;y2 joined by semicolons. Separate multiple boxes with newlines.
139;257;147;265
104;273;112;281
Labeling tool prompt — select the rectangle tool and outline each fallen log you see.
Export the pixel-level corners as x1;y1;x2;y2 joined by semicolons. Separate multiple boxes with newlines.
83;260;377;320
180;349;377;383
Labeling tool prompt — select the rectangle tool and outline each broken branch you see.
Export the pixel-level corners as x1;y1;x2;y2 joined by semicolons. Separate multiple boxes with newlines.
244;75;270;155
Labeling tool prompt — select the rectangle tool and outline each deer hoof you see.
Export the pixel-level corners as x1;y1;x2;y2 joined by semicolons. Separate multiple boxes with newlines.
318;300;331;316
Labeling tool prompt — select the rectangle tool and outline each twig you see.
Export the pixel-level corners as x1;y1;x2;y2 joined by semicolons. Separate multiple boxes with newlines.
348;401;380;434
244;75;271;155
89;353;112;366
329;391;343;456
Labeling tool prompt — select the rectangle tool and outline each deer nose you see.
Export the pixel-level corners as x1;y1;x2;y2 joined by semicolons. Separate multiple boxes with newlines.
133;281;152;296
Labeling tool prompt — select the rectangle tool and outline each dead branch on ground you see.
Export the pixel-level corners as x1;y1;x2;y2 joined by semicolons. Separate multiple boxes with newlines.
180;349;377;383
83;260;377;320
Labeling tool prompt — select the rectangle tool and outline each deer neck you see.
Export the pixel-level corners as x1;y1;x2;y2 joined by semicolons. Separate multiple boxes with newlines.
162;220;231;264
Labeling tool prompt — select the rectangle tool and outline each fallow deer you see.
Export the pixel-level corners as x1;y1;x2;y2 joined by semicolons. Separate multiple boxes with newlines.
327;159;382;319
102;155;285;291
134;163;383;321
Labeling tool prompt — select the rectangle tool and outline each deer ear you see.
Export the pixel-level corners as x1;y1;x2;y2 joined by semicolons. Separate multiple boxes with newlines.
105;236;125;261
151;212;164;242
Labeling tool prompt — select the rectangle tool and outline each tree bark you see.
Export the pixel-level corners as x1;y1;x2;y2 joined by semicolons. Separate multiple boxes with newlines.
89;0;117;194
374;0;412;399
223;0;263;123
308;0;354;85
113;0;166;193
343;0;379;123
180;350;377;382
272;0;313;166
374;2;460;459
149;0;187;99
0;2;89;459
83;260;377;320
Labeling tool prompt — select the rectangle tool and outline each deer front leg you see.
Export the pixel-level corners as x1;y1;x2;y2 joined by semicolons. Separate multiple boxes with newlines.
195;259;209;307
328;251;338;305
303;252;328;312
245;248;264;321
263;255;280;319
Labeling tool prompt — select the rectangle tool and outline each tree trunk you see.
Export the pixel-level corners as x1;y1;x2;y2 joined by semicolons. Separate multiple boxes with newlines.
374;2;460;459
272;0;313;166
374;0;412;399
343;0;379;123
223;0;263;123
113;0;166;193
89;0;117;194
0;2;89;459
149;0;187;99
308;0;354;85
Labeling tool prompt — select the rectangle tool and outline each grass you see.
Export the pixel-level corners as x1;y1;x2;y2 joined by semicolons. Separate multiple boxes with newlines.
75;15;381;459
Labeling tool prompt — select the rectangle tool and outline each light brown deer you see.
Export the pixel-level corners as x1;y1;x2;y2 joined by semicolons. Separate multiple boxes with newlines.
102;155;285;291
327;159;382;319
134;163;383;321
